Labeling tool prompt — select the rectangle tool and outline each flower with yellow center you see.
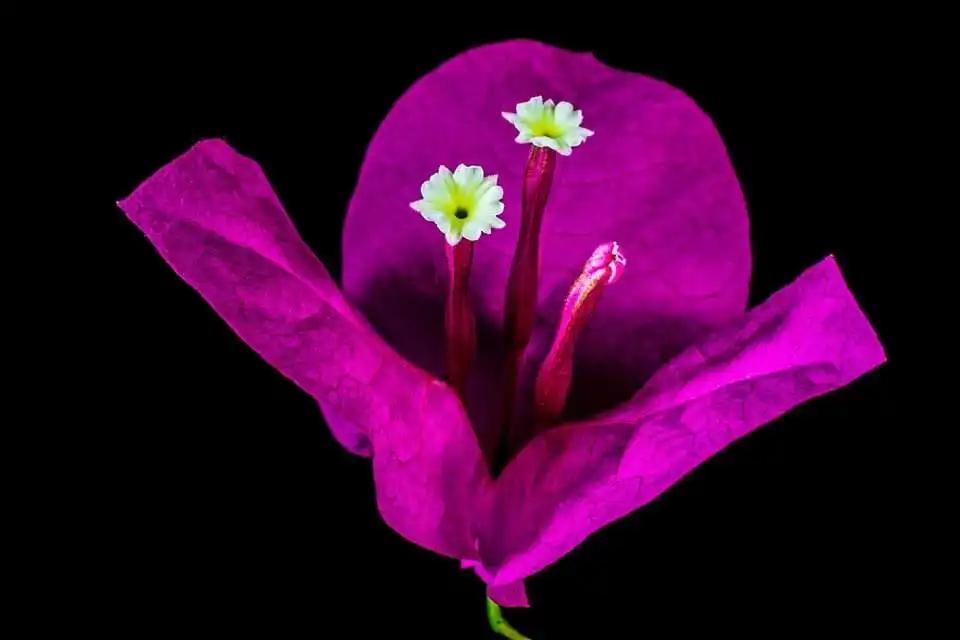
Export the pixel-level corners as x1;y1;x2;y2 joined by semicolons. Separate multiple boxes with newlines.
502;96;594;156
410;164;505;246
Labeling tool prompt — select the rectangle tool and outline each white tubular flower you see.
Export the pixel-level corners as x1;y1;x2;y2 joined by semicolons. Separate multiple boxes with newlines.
410;164;506;246
502;96;593;156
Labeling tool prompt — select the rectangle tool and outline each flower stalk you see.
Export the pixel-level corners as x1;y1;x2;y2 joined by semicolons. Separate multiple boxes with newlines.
534;242;626;428
505;146;556;353
487;597;531;640
502;146;557;427
498;95;592;446
445;240;476;398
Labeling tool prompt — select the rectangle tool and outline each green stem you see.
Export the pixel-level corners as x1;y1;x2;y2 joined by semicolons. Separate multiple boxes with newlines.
487;597;531;639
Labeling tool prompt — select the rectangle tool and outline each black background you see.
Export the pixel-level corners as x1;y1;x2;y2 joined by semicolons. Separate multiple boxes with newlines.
82;25;907;638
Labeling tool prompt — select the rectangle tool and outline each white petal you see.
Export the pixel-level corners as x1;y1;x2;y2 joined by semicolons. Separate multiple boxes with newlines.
461;221;484;241
488;215;506;229
445;230;462;246
502;112;518;124
517;96;543;119
475;201;504;219
476;174;503;200
411;200;442;221
515;131;532;143
541;135;568;155
554;101;575;124
453;164;483;187
530;135;554;149
562;130;586;148
426;172;447;196
477;184;504;210
422;208;445;223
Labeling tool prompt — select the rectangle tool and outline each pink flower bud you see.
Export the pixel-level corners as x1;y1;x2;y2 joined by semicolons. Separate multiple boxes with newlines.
534;242;627;428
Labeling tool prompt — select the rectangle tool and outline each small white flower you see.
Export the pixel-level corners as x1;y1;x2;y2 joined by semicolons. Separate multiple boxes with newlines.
410;164;506;246
502;96;593;156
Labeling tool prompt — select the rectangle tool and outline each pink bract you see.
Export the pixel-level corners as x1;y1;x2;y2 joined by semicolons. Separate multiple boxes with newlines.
118;40;885;609
344;40;752;457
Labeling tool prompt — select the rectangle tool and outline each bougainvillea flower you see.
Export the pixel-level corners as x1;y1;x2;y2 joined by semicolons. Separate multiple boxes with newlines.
119;39;885;638
502;96;593;155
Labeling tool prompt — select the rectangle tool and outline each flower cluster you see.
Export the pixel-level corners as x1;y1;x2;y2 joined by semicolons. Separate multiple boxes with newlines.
409;94;623;483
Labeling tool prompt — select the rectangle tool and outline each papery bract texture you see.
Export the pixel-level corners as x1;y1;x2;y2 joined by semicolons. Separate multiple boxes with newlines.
118;139;490;560
474;256;885;586
342;39;752;454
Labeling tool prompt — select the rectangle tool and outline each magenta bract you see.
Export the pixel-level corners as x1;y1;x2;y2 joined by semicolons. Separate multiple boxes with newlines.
119;39;885;609
344;40;753;458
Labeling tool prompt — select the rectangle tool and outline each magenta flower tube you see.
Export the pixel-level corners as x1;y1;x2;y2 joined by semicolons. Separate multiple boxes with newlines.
445;240;476;398
502;146;556;432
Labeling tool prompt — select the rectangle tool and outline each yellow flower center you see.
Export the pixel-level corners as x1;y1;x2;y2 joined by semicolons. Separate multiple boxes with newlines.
433;183;477;223
526;114;565;139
